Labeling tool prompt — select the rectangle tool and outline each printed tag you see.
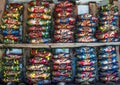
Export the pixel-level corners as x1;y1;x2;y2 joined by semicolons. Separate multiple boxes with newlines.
77;5;89;15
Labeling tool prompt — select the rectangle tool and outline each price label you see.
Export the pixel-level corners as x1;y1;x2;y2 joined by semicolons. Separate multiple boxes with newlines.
77;5;89;15
76;0;103;4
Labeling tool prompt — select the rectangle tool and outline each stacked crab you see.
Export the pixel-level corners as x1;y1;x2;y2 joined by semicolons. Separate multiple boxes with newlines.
52;48;74;83
98;46;119;82
75;47;97;84
76;14;98;42
54;1;75;43
26;49;51;84
0;4;23;43
75;13;98;84
96;4;119;42
2;48;23;83
27;0;52;43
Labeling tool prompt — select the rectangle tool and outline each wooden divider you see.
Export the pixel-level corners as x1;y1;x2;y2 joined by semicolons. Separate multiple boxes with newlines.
23;3;29;43
89;2;98;16
0;0;6;24
113;0;120;72
0;0;6;74
113;1;120;12
0;0;6;42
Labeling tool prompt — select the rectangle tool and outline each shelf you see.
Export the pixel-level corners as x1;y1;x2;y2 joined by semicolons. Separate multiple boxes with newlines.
50;42;120;48
1;42;120;48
